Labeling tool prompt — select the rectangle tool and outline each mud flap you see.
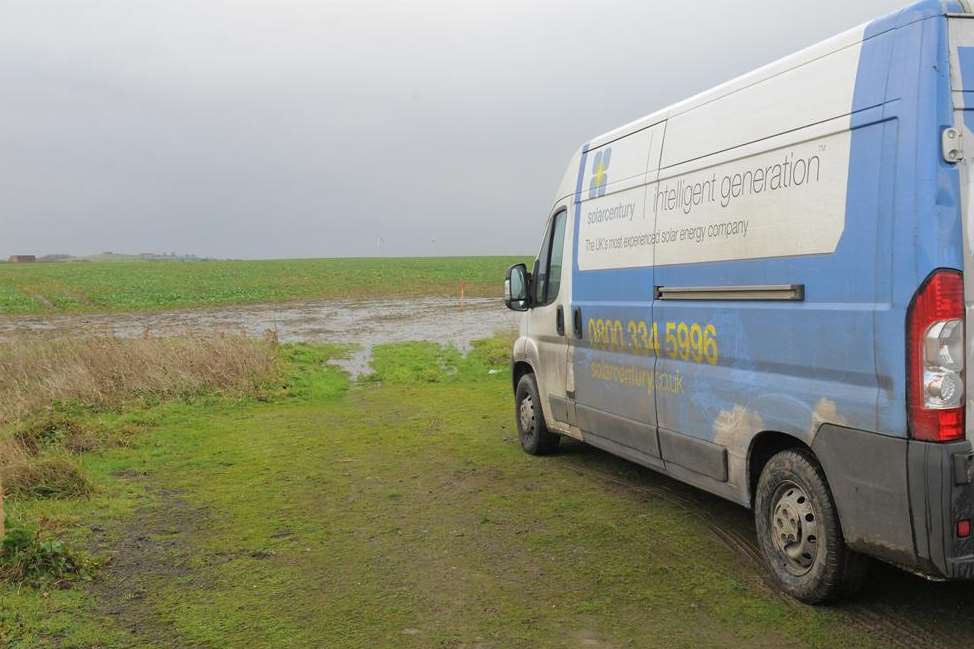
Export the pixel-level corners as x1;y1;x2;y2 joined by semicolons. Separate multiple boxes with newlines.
812;424;916;566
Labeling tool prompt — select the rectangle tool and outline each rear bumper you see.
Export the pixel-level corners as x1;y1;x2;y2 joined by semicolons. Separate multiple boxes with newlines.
907;439;974;579
812;425;974;580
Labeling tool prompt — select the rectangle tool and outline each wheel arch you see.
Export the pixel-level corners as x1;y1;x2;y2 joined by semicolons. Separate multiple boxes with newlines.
512;360;535;395
747;430;813;508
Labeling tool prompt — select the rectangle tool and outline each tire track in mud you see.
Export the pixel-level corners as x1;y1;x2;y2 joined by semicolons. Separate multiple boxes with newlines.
840;603;937;649
558;446;960;649
88;483;211;649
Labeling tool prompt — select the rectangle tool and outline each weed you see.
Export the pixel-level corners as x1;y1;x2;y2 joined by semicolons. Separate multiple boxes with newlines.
0;517;95;586
469;331;516;368
15;413;91;454
0;437;29;469
14;413;139;454
1;456;93;499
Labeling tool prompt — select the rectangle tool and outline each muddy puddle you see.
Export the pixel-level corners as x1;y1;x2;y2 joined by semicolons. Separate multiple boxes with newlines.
0;297;521;376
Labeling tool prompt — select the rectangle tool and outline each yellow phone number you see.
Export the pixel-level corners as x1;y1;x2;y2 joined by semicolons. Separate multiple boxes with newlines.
587;318;719;365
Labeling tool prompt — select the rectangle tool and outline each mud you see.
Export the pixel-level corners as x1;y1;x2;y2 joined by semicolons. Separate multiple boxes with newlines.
0;297;521;376
89;485;209;648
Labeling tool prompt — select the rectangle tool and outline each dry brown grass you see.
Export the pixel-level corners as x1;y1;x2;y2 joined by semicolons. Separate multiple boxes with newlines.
2;455;92;499
0;333;279;426
0;333;278;511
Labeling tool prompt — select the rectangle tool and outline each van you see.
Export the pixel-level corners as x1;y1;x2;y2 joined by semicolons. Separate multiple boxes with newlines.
504;0;974;603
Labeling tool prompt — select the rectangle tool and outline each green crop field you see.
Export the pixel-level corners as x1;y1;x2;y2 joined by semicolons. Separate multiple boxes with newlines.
0;257;527;315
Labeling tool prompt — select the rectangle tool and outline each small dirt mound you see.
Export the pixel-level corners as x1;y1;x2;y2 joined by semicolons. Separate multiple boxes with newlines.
15;414;92;454
2;455;93;499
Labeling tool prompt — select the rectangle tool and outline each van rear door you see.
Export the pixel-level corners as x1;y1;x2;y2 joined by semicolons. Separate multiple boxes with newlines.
947;14;974;440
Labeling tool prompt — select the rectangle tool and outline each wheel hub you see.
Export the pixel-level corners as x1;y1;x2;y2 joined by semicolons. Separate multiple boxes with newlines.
770;482;819;576
519;394;535;434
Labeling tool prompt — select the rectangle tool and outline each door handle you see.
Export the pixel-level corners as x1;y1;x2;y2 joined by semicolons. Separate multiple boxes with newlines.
556;305;565;336
573;307;583;339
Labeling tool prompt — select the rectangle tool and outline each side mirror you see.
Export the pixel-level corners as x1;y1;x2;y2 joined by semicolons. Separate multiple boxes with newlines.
505;263;531;312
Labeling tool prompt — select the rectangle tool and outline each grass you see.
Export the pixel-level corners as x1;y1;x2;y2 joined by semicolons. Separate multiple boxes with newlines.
0;518;96;587
2;456;93;500
0;334;279;425
6;337;970;648
0;257;527;315
0;332;281;589
13;413;138;455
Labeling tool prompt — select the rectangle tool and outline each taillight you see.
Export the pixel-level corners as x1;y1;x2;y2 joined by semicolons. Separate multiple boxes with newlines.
907;270;965;442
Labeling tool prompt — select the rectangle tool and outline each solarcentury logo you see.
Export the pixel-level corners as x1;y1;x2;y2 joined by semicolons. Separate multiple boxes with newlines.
587;201;637;225
589;147;612;199
586;146;638;224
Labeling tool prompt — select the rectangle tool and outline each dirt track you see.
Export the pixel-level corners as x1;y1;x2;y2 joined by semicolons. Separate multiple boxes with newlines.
557;439;974;649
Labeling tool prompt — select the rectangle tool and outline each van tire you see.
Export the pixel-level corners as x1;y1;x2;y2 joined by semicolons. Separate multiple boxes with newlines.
515;374;560;456
754;448;867;604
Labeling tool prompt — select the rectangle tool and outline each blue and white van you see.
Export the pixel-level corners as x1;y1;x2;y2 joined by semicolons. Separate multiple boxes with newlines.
505;0;974;603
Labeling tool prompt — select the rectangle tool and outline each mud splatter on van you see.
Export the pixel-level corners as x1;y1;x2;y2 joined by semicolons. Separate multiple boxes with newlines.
713;405;765;490
810;398;848;433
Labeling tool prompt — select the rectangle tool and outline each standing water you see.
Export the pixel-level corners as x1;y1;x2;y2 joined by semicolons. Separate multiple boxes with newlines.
0;297;522;377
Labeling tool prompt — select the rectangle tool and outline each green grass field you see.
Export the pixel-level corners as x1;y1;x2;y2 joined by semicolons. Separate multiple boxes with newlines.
4;339;971;649
0;257;526;315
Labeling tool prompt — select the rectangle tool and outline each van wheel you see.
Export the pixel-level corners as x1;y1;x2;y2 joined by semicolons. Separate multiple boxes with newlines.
754;449;867;604
515;374;560;456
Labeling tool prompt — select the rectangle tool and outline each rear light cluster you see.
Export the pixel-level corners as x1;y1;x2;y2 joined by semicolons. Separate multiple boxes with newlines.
908;270;966;442
958;519;972;539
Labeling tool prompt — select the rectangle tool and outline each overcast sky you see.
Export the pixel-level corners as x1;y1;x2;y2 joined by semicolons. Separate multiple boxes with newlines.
1;0;911;259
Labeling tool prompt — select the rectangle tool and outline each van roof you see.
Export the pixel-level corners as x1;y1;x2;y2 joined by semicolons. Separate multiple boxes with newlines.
583;0;969;152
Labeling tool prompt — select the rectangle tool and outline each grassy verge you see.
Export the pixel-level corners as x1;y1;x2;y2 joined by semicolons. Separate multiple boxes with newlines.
3;335;970;648
0;334;278;424
0;333;281;613
0;256;527;315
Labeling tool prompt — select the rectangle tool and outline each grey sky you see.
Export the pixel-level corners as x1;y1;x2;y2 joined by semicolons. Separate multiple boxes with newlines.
1;0;910;259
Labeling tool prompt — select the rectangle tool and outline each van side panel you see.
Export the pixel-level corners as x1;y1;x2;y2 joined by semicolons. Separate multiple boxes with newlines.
659;40;862;170
650;28;891;504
